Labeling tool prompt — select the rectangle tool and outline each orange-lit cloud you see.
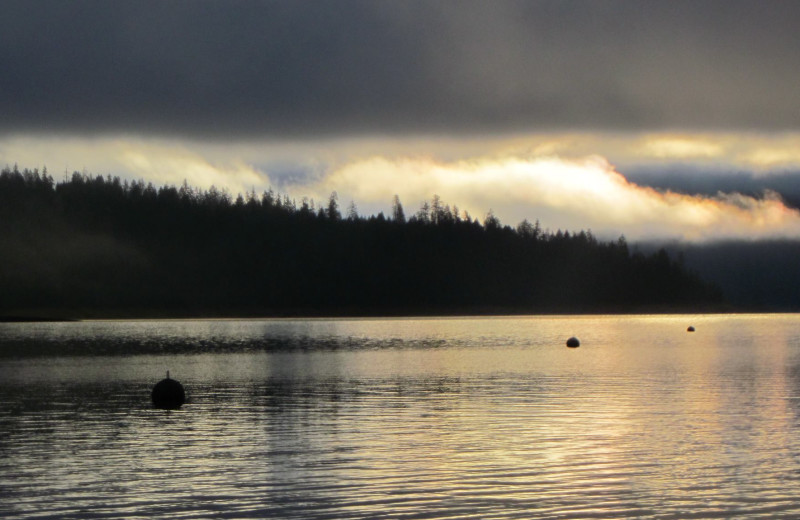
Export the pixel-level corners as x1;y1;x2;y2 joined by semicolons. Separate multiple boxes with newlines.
4;134;800;242
301;154;800;241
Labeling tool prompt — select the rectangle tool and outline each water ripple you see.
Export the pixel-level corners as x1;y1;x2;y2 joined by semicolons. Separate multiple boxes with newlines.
4;315;800;518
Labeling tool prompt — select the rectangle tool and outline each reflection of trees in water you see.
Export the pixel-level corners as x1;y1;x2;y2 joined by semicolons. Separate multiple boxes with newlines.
0;335;455;358
0;166;721;316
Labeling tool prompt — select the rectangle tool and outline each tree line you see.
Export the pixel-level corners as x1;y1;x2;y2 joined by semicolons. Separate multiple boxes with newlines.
0;165;723;318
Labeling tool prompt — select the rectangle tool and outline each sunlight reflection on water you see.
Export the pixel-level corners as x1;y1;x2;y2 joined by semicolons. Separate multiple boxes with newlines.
2;315;800;518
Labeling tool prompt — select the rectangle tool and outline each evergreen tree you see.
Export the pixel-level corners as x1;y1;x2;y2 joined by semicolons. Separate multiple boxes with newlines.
327;191;341;221
0;166;724;317
392;194;406;223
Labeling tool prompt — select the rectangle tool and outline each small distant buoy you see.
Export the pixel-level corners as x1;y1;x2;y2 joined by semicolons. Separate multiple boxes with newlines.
687;326;695;332
152;370;186;409
566;336;580;348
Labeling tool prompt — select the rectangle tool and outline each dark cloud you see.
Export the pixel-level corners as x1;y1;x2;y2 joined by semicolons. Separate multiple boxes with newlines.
1;0;799;139
626;167;800;210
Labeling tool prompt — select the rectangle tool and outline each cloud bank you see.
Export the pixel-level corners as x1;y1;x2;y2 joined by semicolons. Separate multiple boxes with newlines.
5;133;800;242
1;0;799;138
0;136;271;196
302;154;800;242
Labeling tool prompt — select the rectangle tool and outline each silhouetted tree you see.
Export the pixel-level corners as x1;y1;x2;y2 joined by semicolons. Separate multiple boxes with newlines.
415;201;431;224
327;191;341;221
517;219;541;240
484;209;501;230
347;201;359;221
0;166;724;317
392;194;406;223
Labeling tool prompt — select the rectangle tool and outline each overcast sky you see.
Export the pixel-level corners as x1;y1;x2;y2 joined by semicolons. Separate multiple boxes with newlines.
3;0;800;241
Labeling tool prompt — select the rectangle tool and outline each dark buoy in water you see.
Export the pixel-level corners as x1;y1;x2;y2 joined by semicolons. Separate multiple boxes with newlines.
152;370;185;409
566;336;580;348
687;326;695;332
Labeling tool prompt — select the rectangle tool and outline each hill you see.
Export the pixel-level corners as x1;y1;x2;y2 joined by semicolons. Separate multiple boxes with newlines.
0;166;723;318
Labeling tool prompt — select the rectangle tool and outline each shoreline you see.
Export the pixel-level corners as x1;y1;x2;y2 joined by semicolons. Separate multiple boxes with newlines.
4;302;793;323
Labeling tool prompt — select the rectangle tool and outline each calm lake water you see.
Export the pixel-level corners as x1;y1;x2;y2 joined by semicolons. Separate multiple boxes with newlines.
2;314;800;519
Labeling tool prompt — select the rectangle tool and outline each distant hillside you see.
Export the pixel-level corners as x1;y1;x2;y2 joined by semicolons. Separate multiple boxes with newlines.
0;166;723;318
640;240;800;311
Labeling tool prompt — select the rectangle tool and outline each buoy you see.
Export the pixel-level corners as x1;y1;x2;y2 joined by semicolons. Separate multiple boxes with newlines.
566;336;580;348
152;370;186;409
687;326;695;332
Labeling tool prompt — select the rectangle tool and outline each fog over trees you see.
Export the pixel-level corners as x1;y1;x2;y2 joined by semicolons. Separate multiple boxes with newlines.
0;165;722;318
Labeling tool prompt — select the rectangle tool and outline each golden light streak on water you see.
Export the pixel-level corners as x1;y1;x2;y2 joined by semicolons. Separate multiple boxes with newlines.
2;315;800;518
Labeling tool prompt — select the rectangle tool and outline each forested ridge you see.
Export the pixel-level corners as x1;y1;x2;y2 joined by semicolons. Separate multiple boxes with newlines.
0;165;722;318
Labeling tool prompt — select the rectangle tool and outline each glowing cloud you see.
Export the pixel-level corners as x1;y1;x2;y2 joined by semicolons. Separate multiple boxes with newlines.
118;146;268;196
4;133;800;242
0;136;272;195
642;137;724;159
630;133;800;171
739;147;800;170
303;154;800;241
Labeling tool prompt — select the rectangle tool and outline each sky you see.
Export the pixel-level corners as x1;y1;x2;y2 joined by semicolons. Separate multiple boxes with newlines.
2;0;800;241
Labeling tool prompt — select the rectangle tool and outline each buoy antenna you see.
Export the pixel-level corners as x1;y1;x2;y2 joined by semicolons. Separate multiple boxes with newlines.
167;370;170;379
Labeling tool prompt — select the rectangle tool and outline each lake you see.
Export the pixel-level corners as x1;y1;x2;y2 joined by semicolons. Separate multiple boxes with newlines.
2;314;800;519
